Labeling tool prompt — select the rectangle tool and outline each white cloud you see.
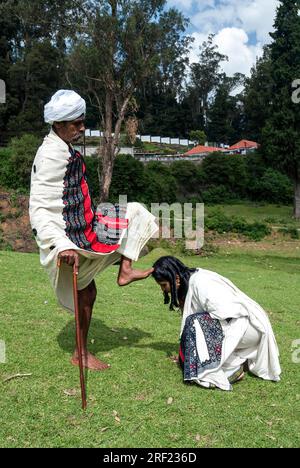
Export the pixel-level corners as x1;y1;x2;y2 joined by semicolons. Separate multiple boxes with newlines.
189;0;279;43
167;0;279;76
214;28;263;76
190;28;263;77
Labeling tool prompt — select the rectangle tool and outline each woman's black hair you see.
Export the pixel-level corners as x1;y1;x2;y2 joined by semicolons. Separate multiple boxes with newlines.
152;256;197;310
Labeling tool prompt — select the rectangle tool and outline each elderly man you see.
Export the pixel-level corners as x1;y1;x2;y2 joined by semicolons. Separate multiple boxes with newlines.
29;90;158;371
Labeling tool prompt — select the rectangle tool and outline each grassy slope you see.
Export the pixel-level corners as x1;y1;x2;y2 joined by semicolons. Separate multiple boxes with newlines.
0;248;299;448
205;203;300;228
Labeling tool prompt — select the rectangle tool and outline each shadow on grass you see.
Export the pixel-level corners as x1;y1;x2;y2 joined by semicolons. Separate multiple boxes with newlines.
57;318;178;358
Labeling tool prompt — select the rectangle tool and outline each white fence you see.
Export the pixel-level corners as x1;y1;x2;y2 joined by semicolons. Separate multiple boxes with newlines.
85;130;193;147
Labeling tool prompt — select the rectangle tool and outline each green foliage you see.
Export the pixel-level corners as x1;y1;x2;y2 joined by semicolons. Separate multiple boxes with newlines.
243;47;272;142
0;138;294;208
7;135;40;190
189;130;206;145
110;155;147;203
170;161;201;200
205;209;271;241
202;185;237;204
206;75;245;146
0;135;41;190
279;226;300;240
261;0;300;186
201;152;248;199
0;147;13;188
143;162;177;204
90;155;178;205
250;168;293;205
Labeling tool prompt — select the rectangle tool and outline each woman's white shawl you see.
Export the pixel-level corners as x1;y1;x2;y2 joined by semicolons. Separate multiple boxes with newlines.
180;269;281;390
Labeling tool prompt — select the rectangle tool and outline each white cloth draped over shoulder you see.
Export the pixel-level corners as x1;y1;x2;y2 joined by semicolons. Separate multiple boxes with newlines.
29;130;158;312
180;269;281;391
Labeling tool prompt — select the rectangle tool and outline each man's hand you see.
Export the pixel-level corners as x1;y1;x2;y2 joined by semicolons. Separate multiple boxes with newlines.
57;250;79;274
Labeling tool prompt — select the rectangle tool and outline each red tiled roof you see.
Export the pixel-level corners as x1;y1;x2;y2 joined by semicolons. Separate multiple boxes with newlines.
229;140;259;150
184;145;223;156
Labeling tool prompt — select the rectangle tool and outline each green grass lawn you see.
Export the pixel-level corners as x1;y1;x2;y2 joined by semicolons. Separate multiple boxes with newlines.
205;203;300;228
0;248;299;448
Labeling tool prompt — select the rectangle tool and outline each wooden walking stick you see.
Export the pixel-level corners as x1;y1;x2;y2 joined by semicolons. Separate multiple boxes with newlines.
72;262;87;410
57;257;87;410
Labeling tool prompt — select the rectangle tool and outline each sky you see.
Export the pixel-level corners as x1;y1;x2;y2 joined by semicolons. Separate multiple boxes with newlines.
167;0;280;77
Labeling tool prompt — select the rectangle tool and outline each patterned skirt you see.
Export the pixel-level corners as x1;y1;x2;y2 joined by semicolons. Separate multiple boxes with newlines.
179;312;224;381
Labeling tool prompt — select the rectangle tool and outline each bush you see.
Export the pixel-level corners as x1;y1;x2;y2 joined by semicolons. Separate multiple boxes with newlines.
143;162;177;204
170;161;201;199
110;154;147;203
205;209;271;241
201;152;248;199
202;185;237;204
249;168;293;204
0;147;13;188
0;134;40;191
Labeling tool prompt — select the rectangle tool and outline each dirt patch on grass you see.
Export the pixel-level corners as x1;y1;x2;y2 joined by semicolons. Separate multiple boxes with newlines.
0;191;37;253
209;231;300;257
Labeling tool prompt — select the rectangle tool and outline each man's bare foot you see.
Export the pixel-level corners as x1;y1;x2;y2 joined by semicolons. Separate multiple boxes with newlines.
118;267;154;287
71;351;111;371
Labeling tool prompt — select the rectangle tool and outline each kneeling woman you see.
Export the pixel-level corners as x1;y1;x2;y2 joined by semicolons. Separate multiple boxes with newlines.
152;256;281;391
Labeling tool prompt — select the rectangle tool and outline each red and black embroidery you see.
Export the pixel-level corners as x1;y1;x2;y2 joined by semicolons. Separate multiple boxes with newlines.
62;149;123;253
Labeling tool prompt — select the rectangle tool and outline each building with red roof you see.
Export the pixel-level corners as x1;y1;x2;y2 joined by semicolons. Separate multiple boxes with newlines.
228;140;259;151
184;145;224;156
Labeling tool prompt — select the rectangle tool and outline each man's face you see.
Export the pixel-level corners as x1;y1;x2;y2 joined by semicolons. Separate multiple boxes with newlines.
54;116;85;144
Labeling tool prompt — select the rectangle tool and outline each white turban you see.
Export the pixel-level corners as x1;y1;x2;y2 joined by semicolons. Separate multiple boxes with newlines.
44;90;86;125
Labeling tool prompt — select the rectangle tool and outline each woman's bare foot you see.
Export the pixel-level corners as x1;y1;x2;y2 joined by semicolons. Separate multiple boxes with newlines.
71;351;111;371
117;267;154;287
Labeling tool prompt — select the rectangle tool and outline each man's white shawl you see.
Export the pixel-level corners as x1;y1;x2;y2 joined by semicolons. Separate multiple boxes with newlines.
29;130;158;312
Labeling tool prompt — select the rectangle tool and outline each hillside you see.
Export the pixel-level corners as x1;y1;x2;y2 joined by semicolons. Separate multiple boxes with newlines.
0;190;37;253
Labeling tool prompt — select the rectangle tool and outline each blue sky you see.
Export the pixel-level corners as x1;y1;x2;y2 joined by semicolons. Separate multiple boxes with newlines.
166;0;280;76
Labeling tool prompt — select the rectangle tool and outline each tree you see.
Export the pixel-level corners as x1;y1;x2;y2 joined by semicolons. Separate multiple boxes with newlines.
262;0;300;218
189;130;206;145
207;74;245;145
0;0;82;142
68;0;191;202
243;46;273;142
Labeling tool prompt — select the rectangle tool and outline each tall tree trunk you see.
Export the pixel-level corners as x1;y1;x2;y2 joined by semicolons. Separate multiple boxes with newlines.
294;171;300;219
99;141;115;203
99;93;131;202
99;91;115;203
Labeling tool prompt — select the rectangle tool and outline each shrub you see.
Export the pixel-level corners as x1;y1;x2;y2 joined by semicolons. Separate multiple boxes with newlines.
205;209;271;241
0;147;13;188
110;154;147;203
143;162;177;204
201;152;248;198
202;185;238;204
170;161;201;199
0;134;41;191
250;168;293;204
